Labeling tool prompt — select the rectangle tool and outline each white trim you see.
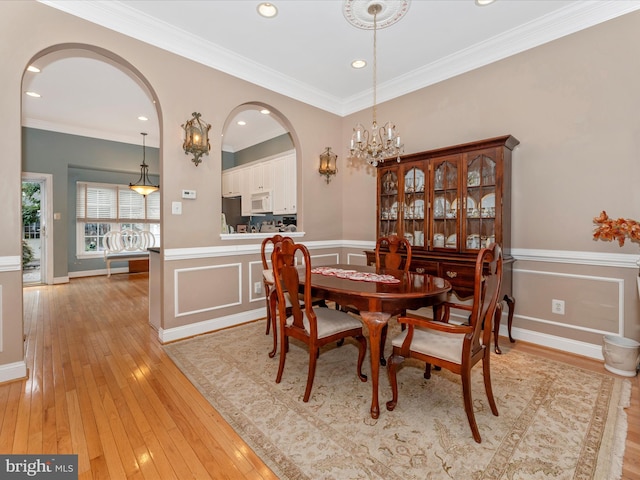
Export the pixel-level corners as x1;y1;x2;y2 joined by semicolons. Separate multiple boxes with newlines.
159;308;264;343
220;231;306;242
501;324;605;361
165;239;376;261
513;268;625;337
249;259;265;304
0;256;21;272
161;244;639;268
174;263;242;317
0;361;28;384
511;248;638;268
38;1;640;116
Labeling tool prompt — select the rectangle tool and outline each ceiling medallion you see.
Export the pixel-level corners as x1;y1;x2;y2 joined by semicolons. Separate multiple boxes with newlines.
343;0;410;30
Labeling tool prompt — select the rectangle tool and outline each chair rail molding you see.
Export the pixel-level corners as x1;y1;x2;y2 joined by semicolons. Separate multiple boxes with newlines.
511;248;639;268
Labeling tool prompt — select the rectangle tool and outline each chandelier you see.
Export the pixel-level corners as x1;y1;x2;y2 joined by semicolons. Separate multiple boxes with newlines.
347;1;406;167
129;132;159;196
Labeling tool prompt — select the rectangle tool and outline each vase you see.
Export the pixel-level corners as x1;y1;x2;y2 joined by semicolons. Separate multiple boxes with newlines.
602;335;640;377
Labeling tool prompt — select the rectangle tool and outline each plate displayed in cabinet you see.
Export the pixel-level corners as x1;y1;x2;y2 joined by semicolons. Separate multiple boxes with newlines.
451;197;476;214
480;193;495;218
466;234;480;249
433;196;450;219
446;234;457;248
433;233;445;248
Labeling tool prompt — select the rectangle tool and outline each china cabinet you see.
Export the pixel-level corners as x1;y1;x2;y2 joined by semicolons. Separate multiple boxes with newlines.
367;135;519;352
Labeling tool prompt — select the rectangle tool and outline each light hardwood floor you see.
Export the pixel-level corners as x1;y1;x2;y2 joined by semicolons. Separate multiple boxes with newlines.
2;273;638;479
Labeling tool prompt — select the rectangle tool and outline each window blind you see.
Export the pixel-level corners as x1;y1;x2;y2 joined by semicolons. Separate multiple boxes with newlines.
76;182;159;223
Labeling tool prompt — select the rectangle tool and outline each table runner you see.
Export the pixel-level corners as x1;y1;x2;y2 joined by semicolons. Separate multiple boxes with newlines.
311;266;400;284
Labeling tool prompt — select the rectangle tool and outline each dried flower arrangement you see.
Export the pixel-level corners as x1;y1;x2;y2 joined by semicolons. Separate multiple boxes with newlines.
593;211;640;246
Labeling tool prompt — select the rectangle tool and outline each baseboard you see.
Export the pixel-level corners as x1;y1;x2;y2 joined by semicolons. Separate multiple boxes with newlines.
0;361;28;384
159;307;266;343
498;323;603;360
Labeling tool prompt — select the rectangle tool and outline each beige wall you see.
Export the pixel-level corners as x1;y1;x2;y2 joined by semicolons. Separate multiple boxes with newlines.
2;1;640;380
341;10;640;349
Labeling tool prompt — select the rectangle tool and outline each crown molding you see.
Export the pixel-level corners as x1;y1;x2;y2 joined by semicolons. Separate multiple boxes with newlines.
38;1;640;117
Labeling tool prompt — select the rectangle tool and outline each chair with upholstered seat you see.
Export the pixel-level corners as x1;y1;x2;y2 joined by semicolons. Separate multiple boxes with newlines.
386;243;503;443
261;235;291;358
375;235;412;363
272;238;368;402
261;235;326;358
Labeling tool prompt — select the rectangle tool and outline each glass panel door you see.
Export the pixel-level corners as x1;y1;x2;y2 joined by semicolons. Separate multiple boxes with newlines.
379;169;399;238
431;158;458;250
403;166;426;247
464;153;496;250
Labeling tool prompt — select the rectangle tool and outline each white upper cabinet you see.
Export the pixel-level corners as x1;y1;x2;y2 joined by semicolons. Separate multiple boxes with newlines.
272;152;296;215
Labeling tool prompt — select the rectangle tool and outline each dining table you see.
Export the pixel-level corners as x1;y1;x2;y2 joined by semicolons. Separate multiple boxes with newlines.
299;263;452;419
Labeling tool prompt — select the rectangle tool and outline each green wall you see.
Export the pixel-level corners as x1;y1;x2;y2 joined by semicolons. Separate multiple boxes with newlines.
22;128;159;278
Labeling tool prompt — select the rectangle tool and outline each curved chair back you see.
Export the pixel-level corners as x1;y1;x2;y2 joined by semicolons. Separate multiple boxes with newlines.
375;235;412;273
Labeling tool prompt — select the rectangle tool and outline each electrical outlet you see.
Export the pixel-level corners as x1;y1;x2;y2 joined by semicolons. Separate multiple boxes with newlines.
254;281;262;294
551;299;565;315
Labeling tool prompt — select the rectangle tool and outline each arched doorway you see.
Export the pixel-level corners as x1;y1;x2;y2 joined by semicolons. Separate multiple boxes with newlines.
21;44;162;283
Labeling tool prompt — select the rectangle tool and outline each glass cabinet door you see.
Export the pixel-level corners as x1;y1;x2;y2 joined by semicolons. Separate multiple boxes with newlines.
402;166;426;247
379;169;399;238
463;151;497;251
431;157;459;250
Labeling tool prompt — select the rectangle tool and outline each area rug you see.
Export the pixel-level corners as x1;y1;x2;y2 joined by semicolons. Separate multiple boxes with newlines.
163;321;631;479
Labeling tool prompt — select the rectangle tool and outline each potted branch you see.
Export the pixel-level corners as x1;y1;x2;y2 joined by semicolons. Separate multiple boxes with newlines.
593;211;640;376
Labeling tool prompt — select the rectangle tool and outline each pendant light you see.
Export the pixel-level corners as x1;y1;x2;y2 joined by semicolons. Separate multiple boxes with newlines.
129;132;159;196
347;1;406;166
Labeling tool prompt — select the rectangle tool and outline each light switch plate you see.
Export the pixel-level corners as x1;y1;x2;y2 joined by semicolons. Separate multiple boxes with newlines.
172;201;182;215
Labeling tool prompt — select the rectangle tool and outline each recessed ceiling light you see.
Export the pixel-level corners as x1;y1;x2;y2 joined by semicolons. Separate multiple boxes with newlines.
237;120;247;126
351;59;367;69
260;109;271;115
475;0;496;6
27;65;40;73
25;91;41;98
257;2;278;18
138;116;148;121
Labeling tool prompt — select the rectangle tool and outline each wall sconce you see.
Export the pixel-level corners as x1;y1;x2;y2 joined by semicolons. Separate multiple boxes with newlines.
319;147;338;183
182;112;211;166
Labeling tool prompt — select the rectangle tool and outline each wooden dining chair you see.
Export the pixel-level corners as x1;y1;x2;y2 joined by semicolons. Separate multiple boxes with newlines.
386;243;503;443
376;234;412;363
262;235;326;358
375;234;412;273
261;235;288;335
272;238;368;402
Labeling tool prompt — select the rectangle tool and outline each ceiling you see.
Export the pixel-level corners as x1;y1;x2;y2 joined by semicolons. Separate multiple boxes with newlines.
23;0;640;151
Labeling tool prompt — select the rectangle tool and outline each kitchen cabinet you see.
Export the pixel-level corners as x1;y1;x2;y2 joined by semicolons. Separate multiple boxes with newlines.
222;150;296;216
367;135;519;352
272;152;296;214
222;169;241;197
240;167;252;216
251;161;273;193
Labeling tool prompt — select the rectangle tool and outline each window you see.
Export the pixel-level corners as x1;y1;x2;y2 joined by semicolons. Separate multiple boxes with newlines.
76;182;160;258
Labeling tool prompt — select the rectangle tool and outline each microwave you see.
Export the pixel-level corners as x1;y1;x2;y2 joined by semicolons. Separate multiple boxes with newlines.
251;191;272;213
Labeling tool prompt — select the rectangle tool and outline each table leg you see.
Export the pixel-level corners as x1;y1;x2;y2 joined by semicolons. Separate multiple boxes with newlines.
359;311;392;419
